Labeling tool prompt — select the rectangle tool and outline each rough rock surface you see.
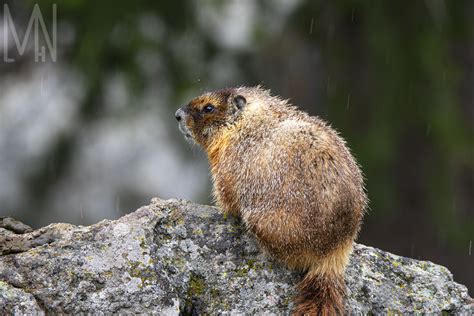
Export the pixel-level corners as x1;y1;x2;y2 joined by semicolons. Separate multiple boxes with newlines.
0;198;472;314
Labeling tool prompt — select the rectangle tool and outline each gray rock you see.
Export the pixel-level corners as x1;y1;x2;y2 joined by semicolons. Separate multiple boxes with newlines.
0;198;472;314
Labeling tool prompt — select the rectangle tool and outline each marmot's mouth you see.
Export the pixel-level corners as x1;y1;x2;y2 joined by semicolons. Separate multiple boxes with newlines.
178;123;193;139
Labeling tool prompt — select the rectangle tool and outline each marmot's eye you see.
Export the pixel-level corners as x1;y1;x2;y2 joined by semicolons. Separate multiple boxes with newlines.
202;104;215;113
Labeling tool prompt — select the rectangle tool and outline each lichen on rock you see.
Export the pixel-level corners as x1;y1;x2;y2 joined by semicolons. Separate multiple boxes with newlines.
0;198;472;314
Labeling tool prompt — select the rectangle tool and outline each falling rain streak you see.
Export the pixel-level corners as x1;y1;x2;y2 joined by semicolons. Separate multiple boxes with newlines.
116;195;121;214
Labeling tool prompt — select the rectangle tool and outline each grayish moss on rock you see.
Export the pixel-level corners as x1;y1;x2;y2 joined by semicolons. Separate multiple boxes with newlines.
0;198;472;314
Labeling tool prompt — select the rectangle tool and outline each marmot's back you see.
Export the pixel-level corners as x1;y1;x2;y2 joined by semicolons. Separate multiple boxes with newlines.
218;109;365;259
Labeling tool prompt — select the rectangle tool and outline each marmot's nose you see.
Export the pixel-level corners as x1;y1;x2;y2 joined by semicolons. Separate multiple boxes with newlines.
175;108;183;121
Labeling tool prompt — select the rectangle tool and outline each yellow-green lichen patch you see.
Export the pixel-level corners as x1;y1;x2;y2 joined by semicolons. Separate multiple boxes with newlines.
234;261;263;278
188;274;206;296
386;309;403;316
234;267;249;278
420;262;428;270
246;259;264;271
227;223;243;234
192;228;203;235
210;288;220;298
391;260;401;268
83;270;96;279
173;257;186;268
184;273;208;312
246;259;256;268
162;256;186;272
103;270;113;279
128;260;156;288
167;208;185;227
139;237;147;249
99;244;108;251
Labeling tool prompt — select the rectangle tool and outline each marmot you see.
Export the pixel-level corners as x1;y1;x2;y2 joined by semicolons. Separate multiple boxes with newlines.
175;86;367;315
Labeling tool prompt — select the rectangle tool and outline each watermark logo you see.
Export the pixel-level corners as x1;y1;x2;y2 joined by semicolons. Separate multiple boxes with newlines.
3;4;57;63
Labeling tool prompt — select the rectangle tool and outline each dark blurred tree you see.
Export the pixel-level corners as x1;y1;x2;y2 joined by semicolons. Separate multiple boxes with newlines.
285;0;473;247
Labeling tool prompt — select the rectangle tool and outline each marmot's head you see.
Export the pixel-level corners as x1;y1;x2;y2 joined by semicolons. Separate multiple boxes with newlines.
175;88;247;146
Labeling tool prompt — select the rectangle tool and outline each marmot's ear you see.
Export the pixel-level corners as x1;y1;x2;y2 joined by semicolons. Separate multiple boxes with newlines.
232;95;246;110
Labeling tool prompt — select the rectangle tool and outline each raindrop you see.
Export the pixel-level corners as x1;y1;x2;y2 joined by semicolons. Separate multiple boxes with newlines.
115;195;121;214
469;240;472;256
426;124;431;136
346;93;351;110
309;18;314;35
40;74;44;96
351;8;354;22
80;204;84;219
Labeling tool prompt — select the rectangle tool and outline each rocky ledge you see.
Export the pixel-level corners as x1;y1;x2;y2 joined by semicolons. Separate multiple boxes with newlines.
0;198;472;314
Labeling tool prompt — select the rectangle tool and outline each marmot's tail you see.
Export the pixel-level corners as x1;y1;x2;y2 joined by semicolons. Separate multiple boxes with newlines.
293;269;346;316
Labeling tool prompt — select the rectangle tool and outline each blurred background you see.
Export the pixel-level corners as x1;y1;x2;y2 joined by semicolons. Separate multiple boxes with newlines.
0;0;472;291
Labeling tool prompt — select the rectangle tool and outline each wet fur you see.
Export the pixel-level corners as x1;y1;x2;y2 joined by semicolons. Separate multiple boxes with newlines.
177;86;367;315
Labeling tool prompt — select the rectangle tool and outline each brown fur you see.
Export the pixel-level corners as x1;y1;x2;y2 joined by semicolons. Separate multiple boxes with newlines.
175;86;367;315
294;271;346;316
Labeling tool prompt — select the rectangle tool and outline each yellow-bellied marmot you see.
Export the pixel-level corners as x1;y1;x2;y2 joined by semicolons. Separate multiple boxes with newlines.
175;86;367;315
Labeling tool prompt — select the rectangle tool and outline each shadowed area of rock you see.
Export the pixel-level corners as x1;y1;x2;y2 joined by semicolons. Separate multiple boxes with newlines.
0;198;472;314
